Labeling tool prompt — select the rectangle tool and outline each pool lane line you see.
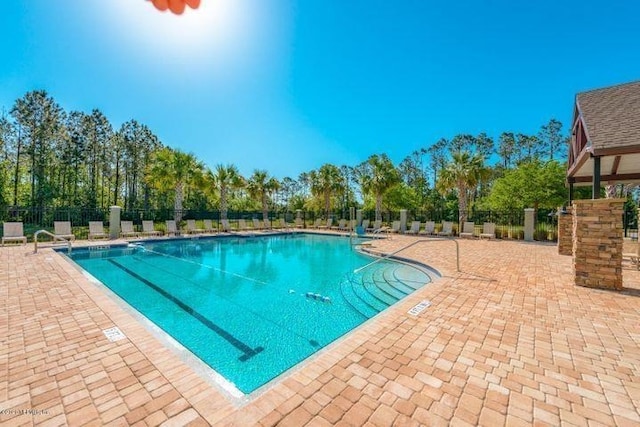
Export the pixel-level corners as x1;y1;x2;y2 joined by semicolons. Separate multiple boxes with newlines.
107;259;264;362
140;247;268;285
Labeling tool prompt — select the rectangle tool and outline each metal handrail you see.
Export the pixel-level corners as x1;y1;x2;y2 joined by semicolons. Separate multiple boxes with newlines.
354;238;459;274
34;230;72;254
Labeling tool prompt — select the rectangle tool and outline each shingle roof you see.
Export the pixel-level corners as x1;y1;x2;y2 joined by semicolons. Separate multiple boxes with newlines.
576;80;640;152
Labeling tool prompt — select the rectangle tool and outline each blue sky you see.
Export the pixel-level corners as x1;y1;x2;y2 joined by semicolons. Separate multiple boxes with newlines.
1;0;639;179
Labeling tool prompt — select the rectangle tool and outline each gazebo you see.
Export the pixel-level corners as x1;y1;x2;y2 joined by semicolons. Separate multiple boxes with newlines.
561;80;640;290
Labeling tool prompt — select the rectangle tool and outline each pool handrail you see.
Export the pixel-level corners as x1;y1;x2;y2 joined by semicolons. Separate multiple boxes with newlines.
354;238;459;274
34;229;72;254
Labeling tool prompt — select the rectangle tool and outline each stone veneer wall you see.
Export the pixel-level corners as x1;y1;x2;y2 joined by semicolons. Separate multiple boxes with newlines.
572;198;624;290
557;206;573;256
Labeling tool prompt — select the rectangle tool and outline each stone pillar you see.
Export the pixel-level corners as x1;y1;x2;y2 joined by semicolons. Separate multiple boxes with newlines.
356;209;363;226
399;209;407;234
109;206;121;240
524;208;534;241
557;206;573;256
572;198;624;290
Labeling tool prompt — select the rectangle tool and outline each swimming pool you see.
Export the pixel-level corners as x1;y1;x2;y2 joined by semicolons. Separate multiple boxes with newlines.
66;233;431;394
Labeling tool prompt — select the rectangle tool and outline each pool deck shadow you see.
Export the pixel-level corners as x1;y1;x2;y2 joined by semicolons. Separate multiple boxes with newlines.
1;234;640;426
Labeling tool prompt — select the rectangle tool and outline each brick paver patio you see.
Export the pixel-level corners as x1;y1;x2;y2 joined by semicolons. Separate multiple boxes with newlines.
1;234;639;426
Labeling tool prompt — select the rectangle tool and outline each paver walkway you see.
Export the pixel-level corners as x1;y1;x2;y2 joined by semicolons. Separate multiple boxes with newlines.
1;234;639;426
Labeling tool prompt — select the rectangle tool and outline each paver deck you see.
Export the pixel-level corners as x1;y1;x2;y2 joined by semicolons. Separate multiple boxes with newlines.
1;233;639;426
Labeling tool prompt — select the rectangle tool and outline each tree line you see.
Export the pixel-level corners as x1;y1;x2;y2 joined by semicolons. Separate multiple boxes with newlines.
4;89;633;225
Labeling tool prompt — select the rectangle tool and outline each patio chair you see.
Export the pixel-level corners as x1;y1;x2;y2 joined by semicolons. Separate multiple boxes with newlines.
480;222;496;240
419;221;435;235
253;218;264;230
333;219;347;230
390;220;401;233
120;221;139;239
438;221;453;237
88;221;108;240
2;222;27;246
279;218;290;229
165;220;179;236
318;218;333;229
238;219;249;231
459;222;476;238
220;219;232;232
54;221;76;241
406;221;421;235
141;220;162;237
311;218;323;229
263;219;272;230
361;219;370;230
186;219;204;234
367;219;382;232
294;218;304;228
203;219;216;233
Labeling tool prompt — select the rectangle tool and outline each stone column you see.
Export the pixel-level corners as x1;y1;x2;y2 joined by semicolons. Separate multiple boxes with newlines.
572;198;624;290
557;206;573;256
356;209;363;226
109;206;121;240
524;208;534;241
399;209;407;234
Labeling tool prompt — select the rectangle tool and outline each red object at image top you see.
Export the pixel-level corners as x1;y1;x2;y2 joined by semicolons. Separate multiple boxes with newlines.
151;0;201;15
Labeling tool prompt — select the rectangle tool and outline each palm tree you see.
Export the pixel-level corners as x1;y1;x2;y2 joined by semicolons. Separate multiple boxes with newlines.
309;164;344;218
436;151;487;226
146;147;204;223
357;154;401;221
212;164;244;220
246;169;280;221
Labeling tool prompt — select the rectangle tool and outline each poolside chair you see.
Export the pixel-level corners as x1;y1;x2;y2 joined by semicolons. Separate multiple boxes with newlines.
253;218;264;230
419;221;435;236
279;218;290;229
459;222;476;239
141;220;162;237
165;220;179;236
361;219;370;231
438;221;453;237
203;219;216;233
120;221;139;239
367;219;382;232
238;219;249;231
54;221;76;241
390;220;401;233
312;218;323;229
480;222;496;240
220;219;232;232
88;221;108;240
318;218;332;229
2;222;27;246
406;221;421;235
294;218;303;228
333;219;347;230
186;219;204;234
263;219;272;230
623;240;639;270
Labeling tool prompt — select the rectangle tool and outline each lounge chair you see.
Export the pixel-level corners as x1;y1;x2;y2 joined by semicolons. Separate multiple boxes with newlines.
203;219;216;233
311;218;323;229
238;219;249;231
419;221;435;235
333;219;347;230
438;221;453;237
54;221;75;241
480;222;496;240
459;222;476;238
141;220;162;237
361;219;370;230
263;219;272;230
88;221;108;240
120;221;139;239
318;218;332;229
390;220;401;233
294;218;304;228
279;219;290;229
165;220;179;236
220;219;232;232
623;240;639;270
2;222;27;246
367;219;382;232
406;221;421;235
253;218;264;230
186;219;204;234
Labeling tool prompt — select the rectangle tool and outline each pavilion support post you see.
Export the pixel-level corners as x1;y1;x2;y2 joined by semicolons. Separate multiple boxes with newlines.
592;156;601;199
557;206;573;256
572;198;624;290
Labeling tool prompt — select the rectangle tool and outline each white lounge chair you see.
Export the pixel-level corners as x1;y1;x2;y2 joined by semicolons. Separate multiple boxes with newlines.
88;221;108;240
459;222;476;238
294;218;304;228
311;218;323;229
367;219;382;232
220;219;232;232
2;222;27;246
263;219;272;229
54;221;75;241
438;221;453;237
238;219;249;231
406;221;421;235
253;218;264;230
279;218;290;229
334;219;347;230
203;219;216;233
390;220;401;233
165;220;179;236
186;219;204;234
419;221;435;235
318;218;332;229
120;221;139;239
141;220;162;237
480;222;496;240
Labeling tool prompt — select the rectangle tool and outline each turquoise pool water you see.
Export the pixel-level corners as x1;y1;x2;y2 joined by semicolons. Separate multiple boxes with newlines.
67;233;430;394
